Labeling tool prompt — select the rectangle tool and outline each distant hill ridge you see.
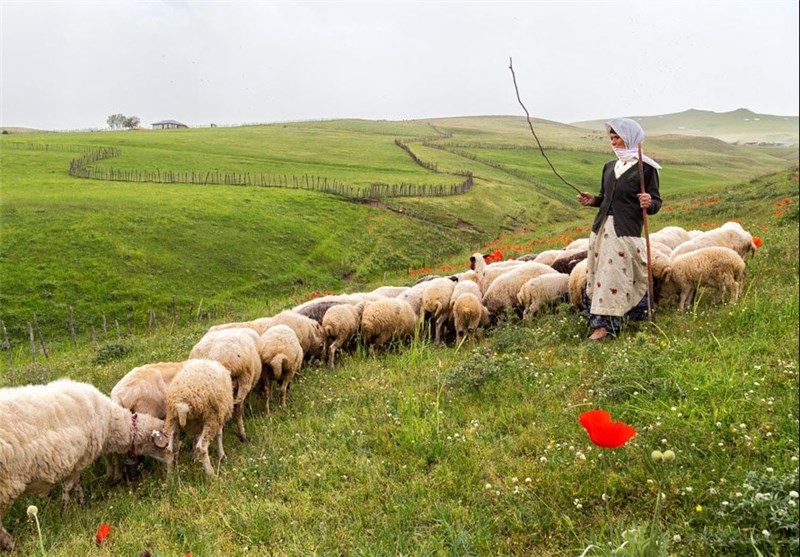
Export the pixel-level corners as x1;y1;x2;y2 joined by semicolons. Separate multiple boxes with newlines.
571;108;799;145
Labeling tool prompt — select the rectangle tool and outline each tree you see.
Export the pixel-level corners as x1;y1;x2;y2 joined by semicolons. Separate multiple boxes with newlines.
106;114;140;129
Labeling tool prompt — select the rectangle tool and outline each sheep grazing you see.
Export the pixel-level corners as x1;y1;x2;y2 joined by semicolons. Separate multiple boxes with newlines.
189;327;261;443
532;249;567;266
108;360;184;482
395;281;429;316
650;225;691;250
259;310;326;363
292;300;344;324
659;246;747;312
452;292;490;344
564;238;590;251
518;273;571;321
370;285;409;298
164;359;234;477
670;221;756;260
421;276;458;344
322;301;365;369
1;379;168;552
256;324;304;413
482;262;559;316
360;298;418;350
111;361;185;419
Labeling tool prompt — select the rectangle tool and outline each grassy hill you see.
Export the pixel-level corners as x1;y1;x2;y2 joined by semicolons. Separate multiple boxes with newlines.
0;162;797;556
1;115;796;351
572;108;799;146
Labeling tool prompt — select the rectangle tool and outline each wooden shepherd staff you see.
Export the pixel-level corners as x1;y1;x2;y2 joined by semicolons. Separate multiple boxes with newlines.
637;143;656;322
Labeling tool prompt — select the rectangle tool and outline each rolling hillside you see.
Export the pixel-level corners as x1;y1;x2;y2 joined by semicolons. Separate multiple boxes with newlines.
572;108;799;145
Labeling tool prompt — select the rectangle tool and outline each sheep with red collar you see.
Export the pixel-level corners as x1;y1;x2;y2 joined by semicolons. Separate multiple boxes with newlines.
0;379;168;552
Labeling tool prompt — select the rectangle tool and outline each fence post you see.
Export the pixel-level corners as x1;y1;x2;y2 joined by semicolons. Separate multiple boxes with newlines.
28;322;36;363
68;306;77;349
1;320;11;367
102;313;108;338
33;313;49;360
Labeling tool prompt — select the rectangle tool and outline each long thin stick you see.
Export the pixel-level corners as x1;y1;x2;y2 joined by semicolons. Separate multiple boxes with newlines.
508;57;582;194
637;143;655;323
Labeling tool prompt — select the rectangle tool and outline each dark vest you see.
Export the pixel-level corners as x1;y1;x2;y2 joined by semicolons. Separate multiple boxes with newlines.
590;160;662;237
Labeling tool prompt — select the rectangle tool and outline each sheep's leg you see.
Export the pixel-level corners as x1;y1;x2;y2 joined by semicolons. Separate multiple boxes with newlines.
434;314;448;345
327;341;338;369
165;416;180;475
0;520;14;553
105;454;123;484
263;377;272;416
195;425;215;477
678;287;691;312
280;372;295;408
61;471;83;508
233;401;248;443
216;427;226;462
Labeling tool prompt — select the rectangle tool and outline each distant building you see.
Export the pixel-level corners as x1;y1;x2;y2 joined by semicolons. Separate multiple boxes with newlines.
151;120;188;130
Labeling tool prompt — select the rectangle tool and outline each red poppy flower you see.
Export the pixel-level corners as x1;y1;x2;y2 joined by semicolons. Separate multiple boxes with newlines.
579;409;636;448
95;523;111;545
753;236;763;248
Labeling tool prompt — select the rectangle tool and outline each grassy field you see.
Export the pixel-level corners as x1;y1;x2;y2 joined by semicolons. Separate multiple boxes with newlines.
0;115;798;555
1;116;795;352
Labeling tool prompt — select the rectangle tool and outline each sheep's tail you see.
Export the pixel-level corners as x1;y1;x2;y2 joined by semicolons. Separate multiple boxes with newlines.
176;402;191;428
271;354;287;380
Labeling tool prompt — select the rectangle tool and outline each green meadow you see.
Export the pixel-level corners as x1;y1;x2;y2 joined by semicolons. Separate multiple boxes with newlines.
0;115;798;555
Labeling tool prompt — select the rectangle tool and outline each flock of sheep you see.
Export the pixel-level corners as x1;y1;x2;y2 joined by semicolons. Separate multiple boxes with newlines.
0;220;757;552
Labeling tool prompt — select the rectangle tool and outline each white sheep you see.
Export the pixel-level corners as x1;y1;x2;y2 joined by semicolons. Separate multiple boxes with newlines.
671;222;756;260
164;359;234;477
256;324;304;413
322;302;365;369
360;298;418;350
564;238;590;251
659;246;747;311
1;379;168;552
532;249;567;266
189;327;261;443
518;273;571;320
649;225;691;250
111;361;185;419
421;276;458;344
260;310;326;363
482;262;560;316
395;280;431;317
370;285;409;298
452;292;490;344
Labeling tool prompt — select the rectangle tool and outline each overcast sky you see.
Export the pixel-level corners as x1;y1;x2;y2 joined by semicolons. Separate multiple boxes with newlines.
1;1;798;130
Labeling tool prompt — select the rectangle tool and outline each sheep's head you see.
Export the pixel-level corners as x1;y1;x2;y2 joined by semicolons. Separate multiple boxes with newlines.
130;412;170;462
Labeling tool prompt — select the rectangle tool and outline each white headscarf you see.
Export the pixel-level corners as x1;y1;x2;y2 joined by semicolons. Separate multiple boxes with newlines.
605;118;661;170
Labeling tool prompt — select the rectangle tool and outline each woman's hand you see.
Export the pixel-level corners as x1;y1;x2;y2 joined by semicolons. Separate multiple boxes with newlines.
637;192;652;209
577;192;594;206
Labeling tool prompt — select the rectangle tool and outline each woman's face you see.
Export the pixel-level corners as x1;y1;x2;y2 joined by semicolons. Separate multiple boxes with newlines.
608;132;626;149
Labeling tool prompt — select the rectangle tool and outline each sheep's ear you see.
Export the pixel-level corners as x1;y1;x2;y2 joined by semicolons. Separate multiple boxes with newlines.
469;255;477;269
152;430;169;448
448;275;459;282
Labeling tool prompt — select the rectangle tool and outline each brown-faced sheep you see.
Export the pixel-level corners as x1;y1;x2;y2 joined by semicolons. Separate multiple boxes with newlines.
164;359;234;477
1;379;168;552
256;324;304;413
659;246;747;311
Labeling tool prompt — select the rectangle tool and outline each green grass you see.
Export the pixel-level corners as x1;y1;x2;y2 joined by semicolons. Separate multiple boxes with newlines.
1;136;798;556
